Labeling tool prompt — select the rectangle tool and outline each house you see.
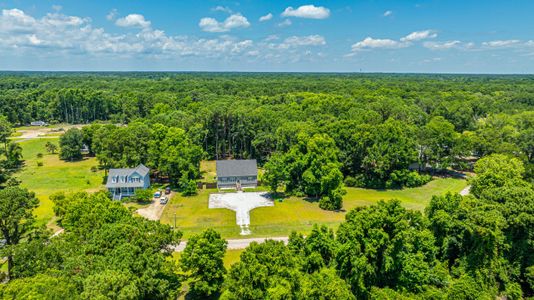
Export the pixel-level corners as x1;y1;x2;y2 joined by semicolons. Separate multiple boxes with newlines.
106;164;150;200
30;121;47;126
216;159;258;190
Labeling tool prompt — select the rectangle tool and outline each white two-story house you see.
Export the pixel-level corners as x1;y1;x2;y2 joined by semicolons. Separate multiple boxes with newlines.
106;164;150;200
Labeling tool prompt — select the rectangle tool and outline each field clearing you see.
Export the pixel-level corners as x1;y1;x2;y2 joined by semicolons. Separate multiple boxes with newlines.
162;177;467;239
171;249;243;270
14;138;105;226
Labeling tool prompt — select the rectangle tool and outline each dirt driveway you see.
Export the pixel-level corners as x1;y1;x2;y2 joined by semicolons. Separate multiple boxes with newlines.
136;193;172;221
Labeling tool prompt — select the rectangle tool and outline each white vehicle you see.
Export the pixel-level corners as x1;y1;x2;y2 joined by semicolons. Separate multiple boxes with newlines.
160;196;168;205
153;191;161;199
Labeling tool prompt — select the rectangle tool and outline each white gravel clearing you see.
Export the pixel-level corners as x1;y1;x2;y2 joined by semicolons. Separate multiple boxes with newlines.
209;191;274;235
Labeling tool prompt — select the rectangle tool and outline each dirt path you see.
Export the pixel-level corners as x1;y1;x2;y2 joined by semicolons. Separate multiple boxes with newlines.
173;236;289;252
14;124;85;142
460;185;471;196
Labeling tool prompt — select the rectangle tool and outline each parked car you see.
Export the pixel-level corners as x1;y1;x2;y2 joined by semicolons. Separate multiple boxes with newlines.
153;191;161;199
160;196;168;205
165;187;171;194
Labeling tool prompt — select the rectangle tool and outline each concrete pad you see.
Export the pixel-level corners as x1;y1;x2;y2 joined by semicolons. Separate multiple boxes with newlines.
209;191;274;235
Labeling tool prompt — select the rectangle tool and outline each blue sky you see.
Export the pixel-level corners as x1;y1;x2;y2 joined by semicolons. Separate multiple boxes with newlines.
0;0;533;73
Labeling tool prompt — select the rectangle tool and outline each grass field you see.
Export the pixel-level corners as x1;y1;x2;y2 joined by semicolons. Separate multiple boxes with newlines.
14;138;105;226
13;136;467;239
161;177;467;239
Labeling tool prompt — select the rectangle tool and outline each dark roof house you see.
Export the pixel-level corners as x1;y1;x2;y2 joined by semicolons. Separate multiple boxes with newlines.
216;159;258;189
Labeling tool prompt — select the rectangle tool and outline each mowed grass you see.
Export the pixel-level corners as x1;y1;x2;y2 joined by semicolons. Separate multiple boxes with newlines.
162;177;467;239
14;138;105;226
171;249;243;270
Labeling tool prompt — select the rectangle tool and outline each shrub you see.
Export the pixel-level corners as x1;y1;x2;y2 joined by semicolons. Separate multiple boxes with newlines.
36;153;43;158
90;166;98;172
131;189;152;202
318;188;344;211
181;180;198;196
37;161;44;167
386;170;431;188
344;175;365;188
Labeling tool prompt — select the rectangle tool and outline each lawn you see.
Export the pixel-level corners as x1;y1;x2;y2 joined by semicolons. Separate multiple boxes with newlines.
14;138;105;227
161;177;467;239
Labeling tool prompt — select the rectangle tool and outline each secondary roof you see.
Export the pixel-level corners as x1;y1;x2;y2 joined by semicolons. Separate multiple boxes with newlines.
216;160;257;178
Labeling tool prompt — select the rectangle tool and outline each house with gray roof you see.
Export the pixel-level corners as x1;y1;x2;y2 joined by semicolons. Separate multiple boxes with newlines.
216;159;258;190
106;164;150;200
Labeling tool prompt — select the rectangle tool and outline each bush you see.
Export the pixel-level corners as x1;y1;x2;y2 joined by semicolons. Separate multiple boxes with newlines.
386;170;431;188
90;166;98;172
344;175;365;188
36;153;43;158
131;189;152;202
37;161;44;167
181;180;198;196
318;188;344;211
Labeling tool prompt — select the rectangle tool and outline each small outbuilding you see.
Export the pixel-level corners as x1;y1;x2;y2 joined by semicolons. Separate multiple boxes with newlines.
106;164;150;200
216;159;258;190
30;121;47;126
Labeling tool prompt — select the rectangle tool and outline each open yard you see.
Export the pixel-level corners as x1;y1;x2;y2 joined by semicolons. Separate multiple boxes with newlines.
14;137;105;226
161;177;467;239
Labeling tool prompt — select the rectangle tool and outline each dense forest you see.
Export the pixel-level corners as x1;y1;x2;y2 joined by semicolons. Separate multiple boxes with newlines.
0;72;533;298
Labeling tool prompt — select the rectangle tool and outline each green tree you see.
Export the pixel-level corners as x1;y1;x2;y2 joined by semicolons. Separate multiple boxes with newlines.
222;240;302;299
299;268;355;300
419;116;464;170
0;274;78;299
180;229;227;298
59;127;83;161
336;200;441;298
264;134;344;210
470;154;528;198
45;141;58;154
157;127;203;185
0;115;12;154
0;187;39;280
81;270;140;300
289;224;338;273
3;142;23;169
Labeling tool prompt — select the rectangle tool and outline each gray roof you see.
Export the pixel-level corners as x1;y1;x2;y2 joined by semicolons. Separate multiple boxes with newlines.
216;160;257;178
106;164;149;188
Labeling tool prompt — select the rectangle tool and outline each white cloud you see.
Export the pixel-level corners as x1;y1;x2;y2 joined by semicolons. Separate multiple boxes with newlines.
482;40;521;48
199;14;250;32
277;19;292;27
212;6;233;14
0;8;257;59
264;35;279;41
383;10;393;17
281;5;330;19
259;13;273;22
52;5;62;12
106;9;117;21
401;30;437;42
282;35;326;47
423;40;460;50
352;37;408;51
115;14;151;28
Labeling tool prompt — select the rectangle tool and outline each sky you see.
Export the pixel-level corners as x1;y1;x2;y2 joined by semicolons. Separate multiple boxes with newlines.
0;0;533;73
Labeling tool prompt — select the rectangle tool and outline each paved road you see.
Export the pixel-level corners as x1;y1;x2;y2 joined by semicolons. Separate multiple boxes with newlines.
173;236;289;252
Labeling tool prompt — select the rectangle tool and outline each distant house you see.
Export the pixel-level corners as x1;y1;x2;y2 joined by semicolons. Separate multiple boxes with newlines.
30;121;47;126
216;159;258;190
106;164;150;200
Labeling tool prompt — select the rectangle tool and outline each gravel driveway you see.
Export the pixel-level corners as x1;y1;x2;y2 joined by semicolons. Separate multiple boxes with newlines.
137;196;169;221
